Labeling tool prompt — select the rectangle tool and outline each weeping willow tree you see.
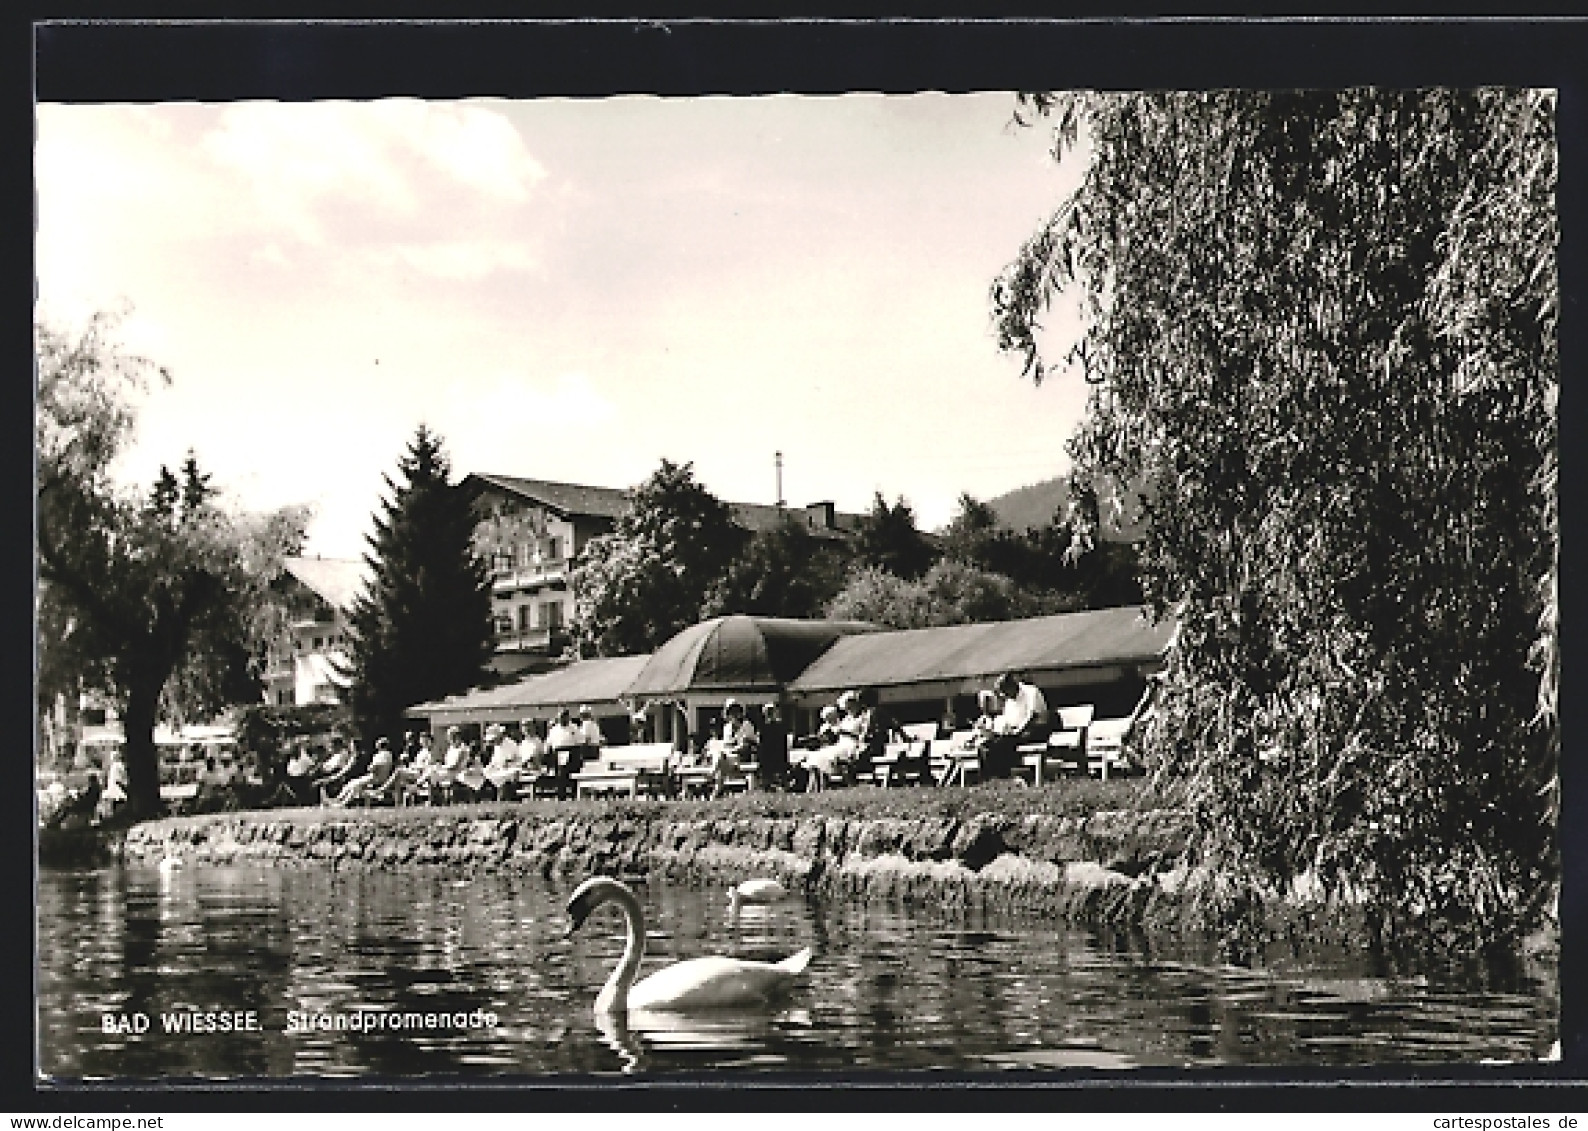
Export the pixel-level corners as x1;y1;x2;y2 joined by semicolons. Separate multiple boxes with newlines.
992;89;1557;953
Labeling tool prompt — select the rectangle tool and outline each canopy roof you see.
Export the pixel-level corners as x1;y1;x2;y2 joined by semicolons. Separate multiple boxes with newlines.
625;615;880;699
787;606;1176;698
407;654;652;725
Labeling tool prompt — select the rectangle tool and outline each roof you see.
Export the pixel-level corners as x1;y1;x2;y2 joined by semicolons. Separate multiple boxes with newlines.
730;501;865;539
787;606;1177;696
282;557;368;613
469;472;862;537
406;654;653;724
467;473;630;520
625;615;881;698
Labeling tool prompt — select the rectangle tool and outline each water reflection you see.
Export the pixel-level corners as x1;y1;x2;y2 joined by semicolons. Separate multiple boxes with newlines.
37;865;1556;1080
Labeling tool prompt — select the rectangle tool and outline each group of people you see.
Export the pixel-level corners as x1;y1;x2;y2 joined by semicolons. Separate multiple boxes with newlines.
674;688;899;794
672;671;1052;794
273;705;612;808
676;698;789;797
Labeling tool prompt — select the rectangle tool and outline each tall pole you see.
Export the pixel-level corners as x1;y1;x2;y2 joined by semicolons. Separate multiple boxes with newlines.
775;451;784;509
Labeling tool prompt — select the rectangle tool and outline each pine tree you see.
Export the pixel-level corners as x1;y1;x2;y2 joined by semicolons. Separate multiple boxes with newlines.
346;425;495;747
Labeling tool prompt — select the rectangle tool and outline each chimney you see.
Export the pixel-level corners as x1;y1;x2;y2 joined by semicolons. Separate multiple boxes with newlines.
775;451;784;509
805;501;836;530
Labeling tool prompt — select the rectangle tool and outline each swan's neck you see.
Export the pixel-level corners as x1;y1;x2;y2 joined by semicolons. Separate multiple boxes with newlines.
593;883;646;1014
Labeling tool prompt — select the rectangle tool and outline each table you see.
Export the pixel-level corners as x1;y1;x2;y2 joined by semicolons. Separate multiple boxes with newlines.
574;768;643;799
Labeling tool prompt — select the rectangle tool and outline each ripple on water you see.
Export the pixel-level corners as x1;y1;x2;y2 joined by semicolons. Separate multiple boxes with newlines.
35;864;1558;1078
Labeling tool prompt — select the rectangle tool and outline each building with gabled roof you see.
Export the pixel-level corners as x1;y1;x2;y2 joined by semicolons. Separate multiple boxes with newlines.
462;471;865;674
263;556;368;707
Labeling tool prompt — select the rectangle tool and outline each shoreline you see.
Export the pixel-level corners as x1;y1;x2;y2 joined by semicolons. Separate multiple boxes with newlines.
51;794;1560;969
110;797;1192;926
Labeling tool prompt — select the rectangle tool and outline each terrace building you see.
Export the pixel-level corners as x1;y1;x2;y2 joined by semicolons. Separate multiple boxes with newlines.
463;472;863;676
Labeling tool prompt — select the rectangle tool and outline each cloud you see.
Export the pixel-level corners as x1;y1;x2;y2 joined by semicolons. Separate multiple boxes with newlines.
201;100;547;246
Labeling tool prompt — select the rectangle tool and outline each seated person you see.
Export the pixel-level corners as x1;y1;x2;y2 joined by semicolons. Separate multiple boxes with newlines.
279;743;321;806
454;740;489;803
984;672;1051;778
482;724;523;800
576;706;606;752
709;698;757;797
518;719;551;776
802;704;853;789
330;739;398;806
421;728;465;804
312;738;360;801
970;689;1002;742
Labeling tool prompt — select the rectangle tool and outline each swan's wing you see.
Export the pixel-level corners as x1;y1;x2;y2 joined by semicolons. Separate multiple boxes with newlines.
737;879;788;901
629;954;808;1011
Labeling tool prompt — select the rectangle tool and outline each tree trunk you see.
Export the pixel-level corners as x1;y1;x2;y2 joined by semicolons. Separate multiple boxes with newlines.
121;679;163;819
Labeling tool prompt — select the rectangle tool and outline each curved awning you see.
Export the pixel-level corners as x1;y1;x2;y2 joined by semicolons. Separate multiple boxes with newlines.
623;615;880;700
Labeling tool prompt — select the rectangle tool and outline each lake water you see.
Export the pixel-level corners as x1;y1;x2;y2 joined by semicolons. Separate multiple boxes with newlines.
37;864;1557;1080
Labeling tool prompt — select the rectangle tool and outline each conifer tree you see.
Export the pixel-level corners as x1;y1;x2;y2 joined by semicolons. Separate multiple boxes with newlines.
346;426;494;747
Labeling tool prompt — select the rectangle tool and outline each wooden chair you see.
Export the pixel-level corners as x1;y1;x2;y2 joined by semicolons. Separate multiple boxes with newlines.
1016;704;1095;784
932;731;982;787
1085;717;1135;779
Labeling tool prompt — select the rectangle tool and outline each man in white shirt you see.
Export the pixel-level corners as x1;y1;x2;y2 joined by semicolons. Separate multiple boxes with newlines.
986;672;1051;778
993;672;1050;738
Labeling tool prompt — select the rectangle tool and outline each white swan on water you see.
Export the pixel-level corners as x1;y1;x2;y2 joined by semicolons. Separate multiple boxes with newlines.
565;876;812;1014
728;878;789;908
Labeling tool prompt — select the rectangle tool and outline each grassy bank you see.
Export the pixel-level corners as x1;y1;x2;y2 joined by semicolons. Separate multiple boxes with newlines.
154;776;1171;830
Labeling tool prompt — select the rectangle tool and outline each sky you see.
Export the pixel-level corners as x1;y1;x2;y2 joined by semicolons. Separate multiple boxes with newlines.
35;94;1091;560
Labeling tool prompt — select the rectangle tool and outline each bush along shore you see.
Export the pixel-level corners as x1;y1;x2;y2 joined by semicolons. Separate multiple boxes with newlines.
117;781;1206;926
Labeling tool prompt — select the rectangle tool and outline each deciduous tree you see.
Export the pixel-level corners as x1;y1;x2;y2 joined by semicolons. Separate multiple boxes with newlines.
37;312;309;817
855;491;937;580
703;512;852;620
570;460;747;656
992;89;1557;951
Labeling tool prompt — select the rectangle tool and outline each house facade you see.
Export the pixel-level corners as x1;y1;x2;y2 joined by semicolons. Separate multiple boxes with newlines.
463;472;864;676
262;556;367;706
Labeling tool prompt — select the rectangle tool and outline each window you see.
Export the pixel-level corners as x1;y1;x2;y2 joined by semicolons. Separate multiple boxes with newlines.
313;637;323;649
491;551;514;576
548;536;563;562
540;601;564;629
518;605;531;631
495;616;514;635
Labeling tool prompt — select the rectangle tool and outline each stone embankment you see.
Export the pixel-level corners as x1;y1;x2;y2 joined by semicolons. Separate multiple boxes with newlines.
121;808;1192;924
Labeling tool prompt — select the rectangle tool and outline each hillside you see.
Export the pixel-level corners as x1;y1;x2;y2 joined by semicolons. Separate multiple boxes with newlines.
986;476;1071;532
984;476;1145;543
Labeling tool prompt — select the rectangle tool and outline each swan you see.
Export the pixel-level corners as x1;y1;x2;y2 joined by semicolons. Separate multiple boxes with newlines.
728;878;789;908
565;876;812;1014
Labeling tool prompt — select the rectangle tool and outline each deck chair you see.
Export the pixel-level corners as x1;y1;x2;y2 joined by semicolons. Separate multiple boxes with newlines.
1016;704;1095;784
1085;718;1134;779
933;731;982;787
